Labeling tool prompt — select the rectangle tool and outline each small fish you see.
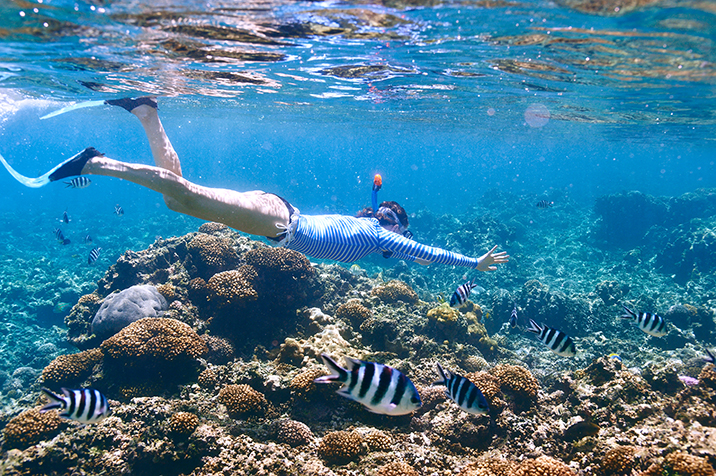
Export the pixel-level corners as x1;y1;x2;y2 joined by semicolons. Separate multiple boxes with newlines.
527;319;577;357
509;305;518;328
703;349;715;364
450;278;478;308
87;247;102;264
434;362;489;415
53;228;71;245
61;210;70;224
84;234;93;244
620;305;667;337
114;204;124;216
40;387;111;424
563;419;599;442
536;200;553;209
314;353;422;416
64;176;91;189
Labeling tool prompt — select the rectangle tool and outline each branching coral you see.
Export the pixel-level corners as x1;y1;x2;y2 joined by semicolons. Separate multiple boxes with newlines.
218;384;268;418
41;348;104;386
317;430;365;464
371;280;419;304
2;408;64;449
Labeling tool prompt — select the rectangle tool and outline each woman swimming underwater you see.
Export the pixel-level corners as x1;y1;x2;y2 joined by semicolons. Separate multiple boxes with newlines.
0;97;508;271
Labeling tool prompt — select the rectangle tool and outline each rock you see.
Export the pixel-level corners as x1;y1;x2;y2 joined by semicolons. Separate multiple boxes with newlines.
91;285;168;340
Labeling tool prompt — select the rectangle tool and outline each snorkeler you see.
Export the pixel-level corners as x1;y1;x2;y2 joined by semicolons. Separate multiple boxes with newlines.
0;97;508;271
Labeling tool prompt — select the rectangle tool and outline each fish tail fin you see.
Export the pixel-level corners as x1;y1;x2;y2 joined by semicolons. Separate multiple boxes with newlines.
39;388;65;413
621;304;636;319
705;348;715;364
433;362;449;386
314;354;348;384
64;181;72;188
526;319;542;335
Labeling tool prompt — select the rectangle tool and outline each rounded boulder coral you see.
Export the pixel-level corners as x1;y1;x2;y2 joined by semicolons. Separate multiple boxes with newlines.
371;280;418;304
317;430;365;465
206;267;259;309
218;384;268;418
377;461;421;476
600;445;636;476
661;451;715;476
168;412;200;437
2;408;64;449
335;300;372;326
490;364;539;412
41;348;104;386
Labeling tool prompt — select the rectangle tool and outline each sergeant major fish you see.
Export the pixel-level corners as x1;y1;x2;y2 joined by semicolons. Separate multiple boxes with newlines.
114;204;124;216
704;349;715;364
434;362;489;415
61;210;70;223
450;278;478;308
53;228;71;245
620;304;667;337
64;176;91;188
527;319;577;357
509;305;518;328
87;247;102;265
40;387;111;424
314;353;422;416
536;200;553;209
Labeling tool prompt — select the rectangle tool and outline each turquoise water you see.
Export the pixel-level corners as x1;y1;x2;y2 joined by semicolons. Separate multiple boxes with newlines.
0;0;715;472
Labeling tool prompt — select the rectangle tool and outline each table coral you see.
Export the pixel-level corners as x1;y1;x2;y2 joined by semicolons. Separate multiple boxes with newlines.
41;348;103;386
218;384;268;418
2;408;64;449
317;430;364;465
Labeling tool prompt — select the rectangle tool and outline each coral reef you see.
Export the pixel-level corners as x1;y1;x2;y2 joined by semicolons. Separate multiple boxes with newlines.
41;348;103;386
371;279;419;304
2;408;64;449
317;430;364;464
168;412;200;437
275;419;314;447
187;233;239;279
514;455;576;475
218;384;269;418
91;284;169;340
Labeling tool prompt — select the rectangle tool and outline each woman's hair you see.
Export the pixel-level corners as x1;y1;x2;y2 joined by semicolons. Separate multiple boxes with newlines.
357;201;409;229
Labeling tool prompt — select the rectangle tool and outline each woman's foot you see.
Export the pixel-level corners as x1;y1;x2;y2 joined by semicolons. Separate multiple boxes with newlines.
104;97;157;113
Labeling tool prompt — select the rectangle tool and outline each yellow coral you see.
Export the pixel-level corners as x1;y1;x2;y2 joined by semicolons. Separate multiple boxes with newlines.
371;280;419;304
218;384;268;418
2;408;64;449
317;430;364;464
41;348;104;386
465;371;502;410
427;303;460;323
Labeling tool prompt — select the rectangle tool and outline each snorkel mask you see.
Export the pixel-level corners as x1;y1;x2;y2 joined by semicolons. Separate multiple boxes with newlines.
377;206;410;237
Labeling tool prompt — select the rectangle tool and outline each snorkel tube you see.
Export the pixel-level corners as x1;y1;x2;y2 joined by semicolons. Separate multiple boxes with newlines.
372;174;382;212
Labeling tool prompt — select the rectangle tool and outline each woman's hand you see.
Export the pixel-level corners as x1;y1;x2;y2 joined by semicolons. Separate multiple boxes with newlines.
476;245;509;271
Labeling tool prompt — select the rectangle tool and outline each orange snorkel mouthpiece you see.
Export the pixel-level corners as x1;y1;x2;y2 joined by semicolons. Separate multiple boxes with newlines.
373;174;382;191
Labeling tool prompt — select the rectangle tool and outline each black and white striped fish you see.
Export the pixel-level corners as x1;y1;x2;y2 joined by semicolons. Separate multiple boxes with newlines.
509;305;518;328
64;176;91;188
40;387;111;424
53;228;71;245
114;204;124;216
536;200;553;209
527;319;577;357
84;234;93;244
704;349;715;364
434;363;489;415
61;210;70;223
314;353;422;416
450;278;478;307
88;247;102;264
620;305;667;337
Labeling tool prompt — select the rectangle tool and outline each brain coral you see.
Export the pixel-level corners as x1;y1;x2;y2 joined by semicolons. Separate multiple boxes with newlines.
206;267;259;308
276;419;314;447
41;348;104;386
377;461;421;476
187;233;238;278
218;384;268;418
168;412;200;437
335;300;372;326
2;408;64;449
514;456;576;476
317;430;365;464
371;280;419;304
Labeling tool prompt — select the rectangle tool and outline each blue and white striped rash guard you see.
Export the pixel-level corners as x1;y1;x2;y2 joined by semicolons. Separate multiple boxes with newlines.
284;214;481;269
